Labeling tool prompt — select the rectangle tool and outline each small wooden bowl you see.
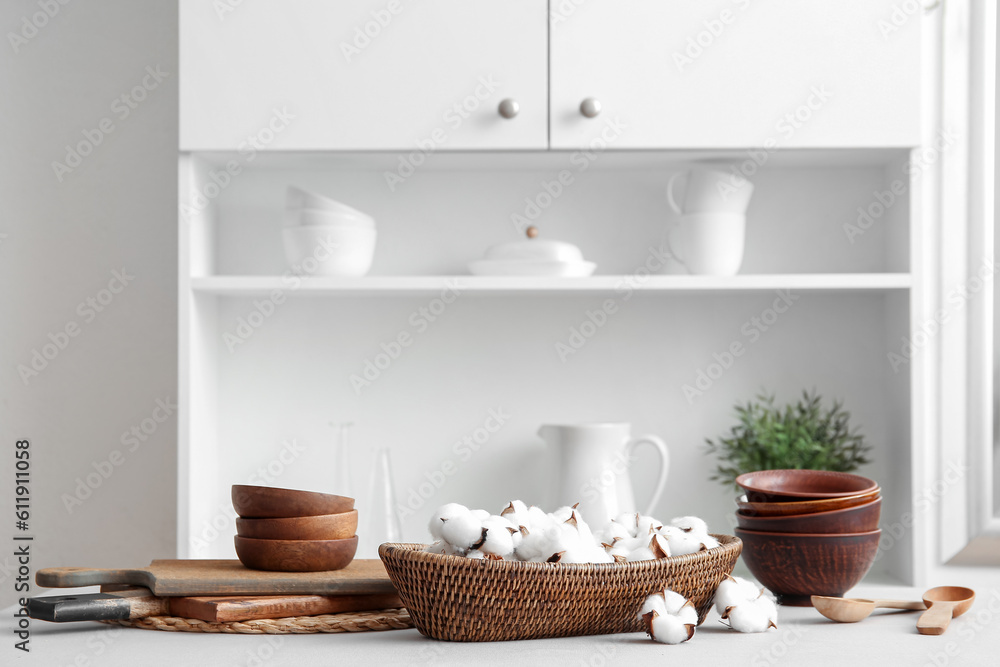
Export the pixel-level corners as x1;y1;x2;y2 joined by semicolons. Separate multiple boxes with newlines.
236;510;358;541
234;535;359;572
736;469;879;503
736;489;881;517
736;497;881;533
232;485;354;519
735;528;881;606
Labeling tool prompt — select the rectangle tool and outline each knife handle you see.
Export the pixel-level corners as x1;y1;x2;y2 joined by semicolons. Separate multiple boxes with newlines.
27;593;169;622
36;567;152;589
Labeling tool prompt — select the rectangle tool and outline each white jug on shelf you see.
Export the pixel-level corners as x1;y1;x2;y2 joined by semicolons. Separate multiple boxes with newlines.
538;423;669;526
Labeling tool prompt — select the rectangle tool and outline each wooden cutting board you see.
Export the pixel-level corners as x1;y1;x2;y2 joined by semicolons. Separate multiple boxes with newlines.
36;559;395;597
28;586;403;623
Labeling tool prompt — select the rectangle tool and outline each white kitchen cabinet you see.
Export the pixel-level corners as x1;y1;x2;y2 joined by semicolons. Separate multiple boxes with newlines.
550;0;922;149
179;0;548;150
176;2;943;591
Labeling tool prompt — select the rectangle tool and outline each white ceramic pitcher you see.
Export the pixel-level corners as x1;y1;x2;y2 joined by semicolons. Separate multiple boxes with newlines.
539;423;669;526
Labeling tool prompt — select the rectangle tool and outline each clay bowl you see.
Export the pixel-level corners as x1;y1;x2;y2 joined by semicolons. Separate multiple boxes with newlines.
735;528;881;606
236;509;358;541
232;485;354;519
736;469;879;503
235;535;358;572
736;488;881;517
736;497;881;533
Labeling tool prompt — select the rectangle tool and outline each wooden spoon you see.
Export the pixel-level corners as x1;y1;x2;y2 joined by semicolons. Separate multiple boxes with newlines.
916;586;975;635
812;596;926;622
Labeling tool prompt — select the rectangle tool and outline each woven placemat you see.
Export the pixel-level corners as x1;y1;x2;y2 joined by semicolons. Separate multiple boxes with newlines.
98;608;412;634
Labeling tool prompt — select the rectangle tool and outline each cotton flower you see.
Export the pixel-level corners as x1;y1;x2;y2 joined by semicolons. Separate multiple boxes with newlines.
428;503;468;540
479;516;517;559
422;540;465;556
659;525;711;556
639;588;698;644
670;516;708;535
714;575;778;633
440;508;484;549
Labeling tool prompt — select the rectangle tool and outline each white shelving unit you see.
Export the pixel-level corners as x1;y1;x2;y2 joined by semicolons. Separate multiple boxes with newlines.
177;0;936;587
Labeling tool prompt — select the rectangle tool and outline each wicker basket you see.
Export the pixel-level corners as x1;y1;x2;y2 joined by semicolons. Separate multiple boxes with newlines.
378;534;741;642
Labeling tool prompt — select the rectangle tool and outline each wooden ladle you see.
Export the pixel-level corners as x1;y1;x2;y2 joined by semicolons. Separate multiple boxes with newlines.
916;586;975;635
811;596;926;622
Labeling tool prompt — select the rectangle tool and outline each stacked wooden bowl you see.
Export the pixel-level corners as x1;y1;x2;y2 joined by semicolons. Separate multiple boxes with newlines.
232;485;358;572
733;470;881;606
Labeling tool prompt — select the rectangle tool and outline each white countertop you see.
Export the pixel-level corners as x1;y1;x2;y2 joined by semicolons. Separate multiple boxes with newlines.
9;582;1000;667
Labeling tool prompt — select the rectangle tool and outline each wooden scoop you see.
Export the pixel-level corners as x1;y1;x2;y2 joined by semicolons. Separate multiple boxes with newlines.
916;586;975;635
812;596;926;622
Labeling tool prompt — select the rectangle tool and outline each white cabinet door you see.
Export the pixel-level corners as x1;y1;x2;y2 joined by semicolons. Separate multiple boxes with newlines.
550;0;923;149
180;0;547;150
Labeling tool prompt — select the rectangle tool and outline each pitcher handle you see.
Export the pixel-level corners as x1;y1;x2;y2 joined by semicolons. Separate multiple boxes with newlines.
626;435;670;516
666;172;686;214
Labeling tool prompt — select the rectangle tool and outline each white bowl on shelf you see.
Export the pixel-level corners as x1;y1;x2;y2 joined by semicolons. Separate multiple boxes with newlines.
283;208;375;229
282;226;376;277
286;186;370;219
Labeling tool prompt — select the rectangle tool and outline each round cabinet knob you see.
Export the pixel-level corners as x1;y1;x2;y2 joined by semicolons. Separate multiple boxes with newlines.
498;99;519;119
579;97;602;118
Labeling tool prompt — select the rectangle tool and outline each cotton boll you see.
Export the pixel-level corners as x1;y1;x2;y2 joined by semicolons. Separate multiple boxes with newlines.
722;597;777;633
440;510;484;549
609;535;644;559
701;534;720;550
423;540;466;557
636;514;663;536
597;520;631;544
500;500;529;527
516;523;564;562
670;516;708;535
428;503;468;540
661;590;698;626
465;548;486;560
639;591;668;618
479;516;516;559
549;505;576;523
660;525;711;556
649;533;672;559
526;505;553;530
641;610;695;645
470;509;491;521
714;575;764;612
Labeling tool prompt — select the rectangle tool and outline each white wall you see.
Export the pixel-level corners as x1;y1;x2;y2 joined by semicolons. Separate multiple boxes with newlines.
0;0;177;607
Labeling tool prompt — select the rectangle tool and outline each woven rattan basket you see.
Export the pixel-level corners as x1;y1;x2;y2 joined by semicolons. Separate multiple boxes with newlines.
379;534;741;642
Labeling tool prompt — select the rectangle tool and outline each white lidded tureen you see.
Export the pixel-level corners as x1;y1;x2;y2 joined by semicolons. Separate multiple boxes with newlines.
468;226;596;276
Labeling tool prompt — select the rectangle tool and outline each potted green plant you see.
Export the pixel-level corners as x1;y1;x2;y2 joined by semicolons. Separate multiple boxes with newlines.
705;390;872;490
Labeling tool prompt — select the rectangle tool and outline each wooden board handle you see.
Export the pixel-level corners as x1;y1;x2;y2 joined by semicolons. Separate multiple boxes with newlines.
36;567;152;589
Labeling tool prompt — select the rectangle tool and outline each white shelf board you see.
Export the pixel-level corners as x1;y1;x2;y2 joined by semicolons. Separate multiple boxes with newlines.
189;273;912;296
188;148;912;173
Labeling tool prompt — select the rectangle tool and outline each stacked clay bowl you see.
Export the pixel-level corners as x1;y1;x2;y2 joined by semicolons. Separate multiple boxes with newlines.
733;470;881;606
232;485;358;572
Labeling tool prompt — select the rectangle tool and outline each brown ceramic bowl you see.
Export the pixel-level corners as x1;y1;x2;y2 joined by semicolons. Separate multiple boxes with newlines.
736;469;879;503
736;489;881;517
234;535;359;572
736;497;881;533
232;485;354;519
236;509;358;541
735;528;881;606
